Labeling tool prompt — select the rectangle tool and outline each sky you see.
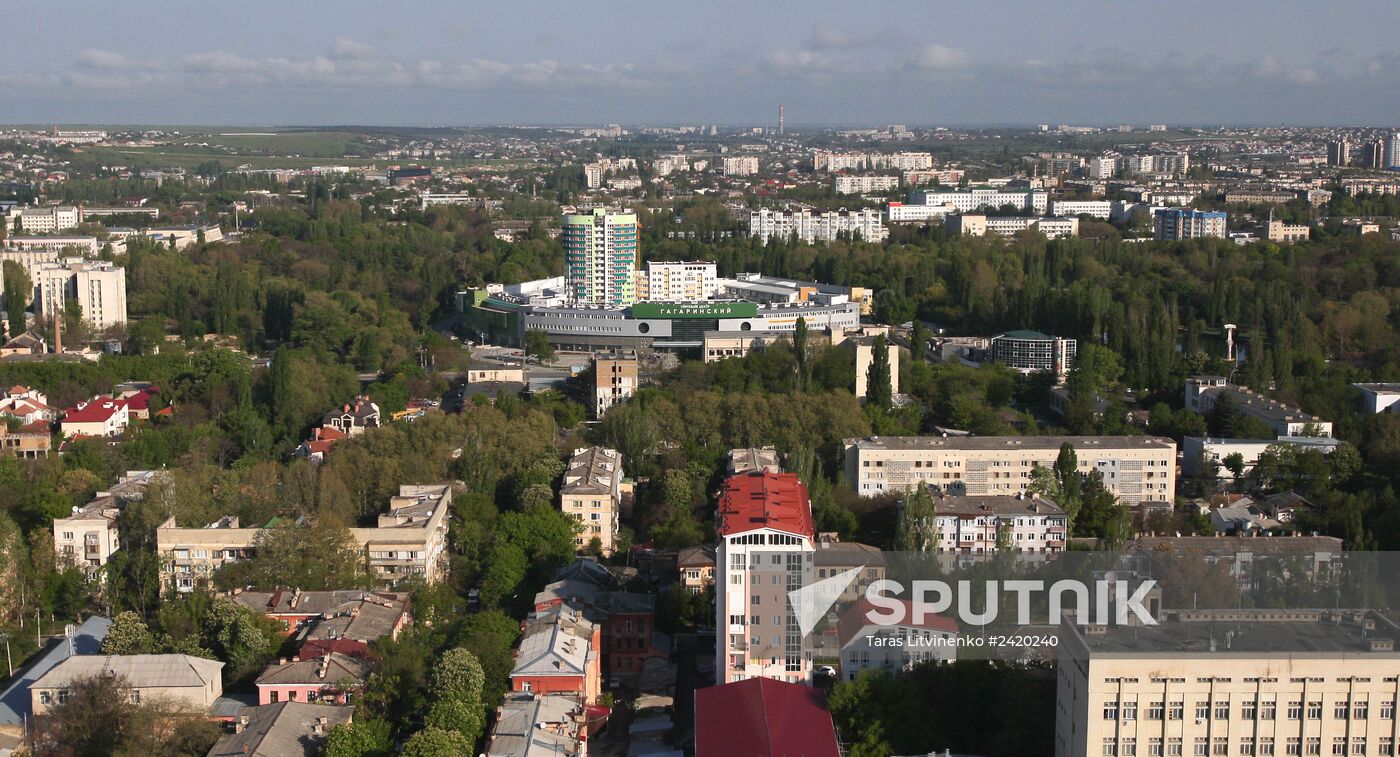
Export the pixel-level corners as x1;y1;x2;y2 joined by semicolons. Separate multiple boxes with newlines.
2;0;1398;127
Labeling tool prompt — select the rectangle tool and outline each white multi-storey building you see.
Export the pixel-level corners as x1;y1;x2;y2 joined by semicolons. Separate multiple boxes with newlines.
34;258;128;329
722;156;761;176
640;260;718;301
715;471;815;685
923;493;1068;555
1185;376;1333;437
749;208;887;244
1049;200;1114;219
813;151;933;171
1089;155;1120;179
53;470;163;577
910;188;1050;215
17;206;82;233
844;435;1177;506
947;215;1080;239
834;175;900;195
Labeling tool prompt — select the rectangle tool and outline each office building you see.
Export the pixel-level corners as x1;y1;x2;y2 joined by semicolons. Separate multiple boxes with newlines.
1154;209;1228;241
593;349;638;418
560;446;629;556
990;330;1077;376
748;208;887;244
1185;376;1333;437
158;484;453;592
563;208;639;308
2;236;100;257
925;493;1068;554
34;258;128;329
715;471;816;685
843;435;1177;505
640;260;718;302
722;156;761;176
834;175;900;195
1055;609;1400;757
948;214;1080;239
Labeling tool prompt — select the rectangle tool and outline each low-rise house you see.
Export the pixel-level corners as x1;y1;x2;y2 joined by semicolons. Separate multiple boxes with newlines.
676;545;716;593
0;616;109;732
0;333;46;357
228;589;411;658
295;426;345;463
1355;382;1400;414
60;397;128;437
1185;376;1333;437
0;385;54;424
30;654;223;716
837;598;958;681
207;701;354;757
1210;504;1279;534
694;677;841;757
510;605;601;704
1258;491;1314;524
321;396;380;436
254;653;371;706
727;447;781;475
0;422;49;458
485;693;588;757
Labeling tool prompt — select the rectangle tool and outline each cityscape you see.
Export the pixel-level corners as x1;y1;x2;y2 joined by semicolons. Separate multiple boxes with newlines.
1;2;1400;757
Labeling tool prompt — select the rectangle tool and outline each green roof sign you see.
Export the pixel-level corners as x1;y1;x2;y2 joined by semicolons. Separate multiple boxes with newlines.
630;302;758;319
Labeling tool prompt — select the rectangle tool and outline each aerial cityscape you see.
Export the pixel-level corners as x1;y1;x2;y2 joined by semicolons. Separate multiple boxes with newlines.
1;2;1399;756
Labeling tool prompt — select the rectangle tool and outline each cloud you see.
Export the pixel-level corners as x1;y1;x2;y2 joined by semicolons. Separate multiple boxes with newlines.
76;49;152;70
911;44;970;72
804;29;882;52
329;38;376;61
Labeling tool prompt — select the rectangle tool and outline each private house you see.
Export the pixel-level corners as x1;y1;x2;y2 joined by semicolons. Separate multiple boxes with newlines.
207;702;354;757
60;397;128;437
677;545;716;593
29;654;223;716
254;653;371;706
510;605;602;704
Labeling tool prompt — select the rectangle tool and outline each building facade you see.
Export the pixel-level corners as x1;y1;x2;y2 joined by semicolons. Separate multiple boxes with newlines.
834;175;900;195
1155;209;1228;241
640;260;718;302
990;330;1078;376
560;446;629;556
749;208;888;244
593;350;638;418
1185;377;1333;437
926;493;1068;554
844;435;1177;506
722;156;761;176
948;214;1080;239
34;259;128;329
563;208;639;308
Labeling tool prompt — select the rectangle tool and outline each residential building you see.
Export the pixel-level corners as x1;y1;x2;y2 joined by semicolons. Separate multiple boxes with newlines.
563;208;639;308
834;175;899;195
531;569;667;685
320;396;380;436
1266;219;1310;243
34;258;128;329
1055;609;1400;757
947;214;1079;239
910;188;1050;215
140;224;222;250
53;470;161;574
228;589;411;658
1049;200;1114;219
158;484;453;591
1388;133;1400;169
560;446;630;556
1125;535;1342;590
1355;383;1400;414
486;693;587;756
990;330;1077;376
16;206;81;233
924;493;1068;554
903;168;964;186
812;535;886;606
592;349;638;418
0;333;46;357
0;386;53;429
1328;139;1352;166
813;151;933;171
748;208;887;244
640;260;718;302
837;598;957;681
1185;376;1333;436
1;236;99;256
510;604;602;704
847;331;900;400
60;397;129;438
207;702;353;757
1181;435;1343;478
0;615;109;730
1154;208;1228;240
0;423;48;459
886;200;955;223
722;156;761;176
678;545;717;593
695;677;841;757
255;653;371;706
30;654;223;716
715;471;816;685
844;435;1177;505
729;447;782;475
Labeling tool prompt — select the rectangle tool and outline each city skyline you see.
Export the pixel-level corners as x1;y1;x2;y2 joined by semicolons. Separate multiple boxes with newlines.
3;0;1400;126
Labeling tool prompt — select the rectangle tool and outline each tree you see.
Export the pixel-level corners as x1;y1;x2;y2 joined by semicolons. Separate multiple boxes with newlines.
2;260;31;341
910;321;930;364
217;516;370;591
1051;443;1083;526
793;316;810;390
1064;343;1121;433
102;610;154;655
866;334;893;409
323;718;395;757
30;673;134;756
524;329;555;363
400;726;473;757
1223;452;1246;484
895;483;938;552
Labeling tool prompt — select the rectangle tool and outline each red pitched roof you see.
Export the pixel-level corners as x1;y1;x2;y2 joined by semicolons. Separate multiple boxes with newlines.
123;388;158;411
694;677;840;757
717;471;814;539
837;597;959;649
62;398;127;424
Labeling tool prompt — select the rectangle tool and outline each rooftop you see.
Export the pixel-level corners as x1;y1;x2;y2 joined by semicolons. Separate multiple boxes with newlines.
813;539;887;568
561;446;623;496
255;653;371;686
32;653;222;691
487;693;585;756
0;615;109;725
848;434;1175;452
694;677;840;757
717;471;814;540
933;493;1066;518
1072;609;1400;655
207;701;353;757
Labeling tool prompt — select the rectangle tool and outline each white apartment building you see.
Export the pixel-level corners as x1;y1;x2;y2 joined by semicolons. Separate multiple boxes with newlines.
844;435;1177;506
1355;383;1400;415
3;236;100;256
1050;200;1114;219
722;156;761;176
715;471;815;685
834;175;900;195
1181;436;1343;479
911;188;1050;215
886;201;955;223
1056;609;1400;757
560;446;630;556
53;470;162;577
1089;155;1120;179
640;260;719;301
903;169;965;186
925;493;1068;555
1185;377;1333;437
34;258;128;328
947;215;1080;239
749;208;888;244
813;151;933;171
17;206;81;233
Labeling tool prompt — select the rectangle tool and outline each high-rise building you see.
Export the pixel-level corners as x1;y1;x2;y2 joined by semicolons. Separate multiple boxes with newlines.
639;260;718;302
722;156;761;176
748;208;887;244
563;208;639;307
1386;133;1400;169
715;471;815;685
1154;208;1227;241
34;258;128;329
1328;139;1352;167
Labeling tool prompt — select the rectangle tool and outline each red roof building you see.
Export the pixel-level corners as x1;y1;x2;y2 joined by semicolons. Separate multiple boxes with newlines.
694;677;841;757
717;471;814;540
60;398;129;438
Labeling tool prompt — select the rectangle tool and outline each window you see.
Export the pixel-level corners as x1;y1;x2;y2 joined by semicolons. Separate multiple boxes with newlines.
1286;738;1300;756
1149;739;1163;756
1124;702;1138;721
1337;703;1350;720
1261;738;1275;756
1352;738;1365;756
1169;702;1184;720
1197;702;1211;720
1105;701;1120;720
1241;738;1255;756
1355;702;1369;720
1124;739;1136;756
1194;738;1208;756
270;691;278;703
1167;739;1182;757
1288;701;1303;720
128;691;140;704
1331;738;1345;756
1148;702;1164;720
1385;701;1397;720
1307;738;1321;756
1308;702;1323;720
39;691;51;705
1214;738;1228;756
1244;701;1257;719
1104;738;1119;756
1215;702;1230;720
1262;701;1276;720
1380;738;1393;755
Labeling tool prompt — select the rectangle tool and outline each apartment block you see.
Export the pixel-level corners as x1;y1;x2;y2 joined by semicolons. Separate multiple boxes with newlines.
834;175;900;195
1050;200;1114;219
17;206;81;233
1155;209;1228;241
1266;220;1310;243
563;208;638;308
1185;377;1333;437
1055;609;1400;757
593;349;638;418
53;470;162;576
722;156;761;176
911;188;1050;215
640;260;718;302
34;258;128;329
948;214;1080;239
715;471;816;685
926;493;1068;554
843;435;1177;506
813;151;933;171
748;208;887;244
560;446;630;556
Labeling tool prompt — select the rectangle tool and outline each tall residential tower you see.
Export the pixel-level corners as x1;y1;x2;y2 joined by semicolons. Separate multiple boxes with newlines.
562;208;639;308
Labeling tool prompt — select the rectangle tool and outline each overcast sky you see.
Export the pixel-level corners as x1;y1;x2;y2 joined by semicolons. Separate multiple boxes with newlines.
3;0;1398;127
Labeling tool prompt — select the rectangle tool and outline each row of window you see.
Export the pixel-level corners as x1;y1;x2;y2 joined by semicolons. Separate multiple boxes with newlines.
1106;735;1395;756
1106;699;1394;721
